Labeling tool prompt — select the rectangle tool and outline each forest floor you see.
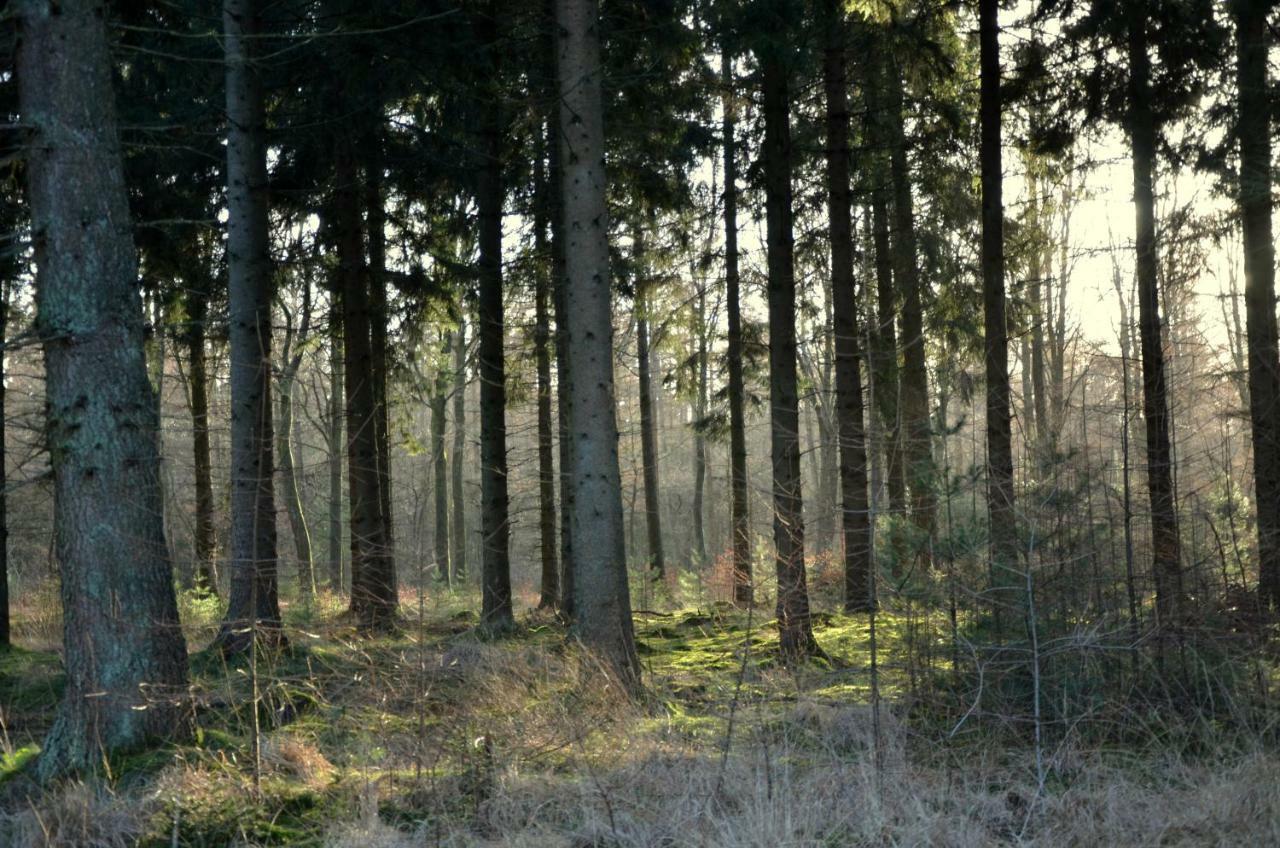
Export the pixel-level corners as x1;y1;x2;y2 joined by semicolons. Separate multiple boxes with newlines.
1;582;1279;846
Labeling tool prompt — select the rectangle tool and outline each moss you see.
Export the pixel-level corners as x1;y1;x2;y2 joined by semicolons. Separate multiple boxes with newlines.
0;744;39;785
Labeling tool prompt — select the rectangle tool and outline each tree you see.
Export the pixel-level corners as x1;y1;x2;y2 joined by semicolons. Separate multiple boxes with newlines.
451;318;468;583
183;262;219;596
721;43;752;607
277;275;315;599
475;4;514;632
217;0;283;651
556;0;641;689
979;0;1020;625
17;0;188;778
1232;0;1280;610
634;223;666;580
534;136;560;610
821;0;871;613
757;6;820;661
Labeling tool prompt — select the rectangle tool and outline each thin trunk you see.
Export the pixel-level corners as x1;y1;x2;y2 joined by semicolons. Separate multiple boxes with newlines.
885;56;934;551
1235;0;1280;610
327;304;345;591
278;284;315;598
761;44;819;662
218;0;281;651
0;280;8;644
19;0;188;778
556;0;640;688
634;225;666;579
693;280;709;566
337;139;396;630
477;11;513;629
1128;11;1183;624
823;0;872;613
431;346;451;585
451;319;468;582
535;140;560;609
722;44;752;606
187;276;218;596
365;134;395;586
868;192;906;514
980;0;1020;627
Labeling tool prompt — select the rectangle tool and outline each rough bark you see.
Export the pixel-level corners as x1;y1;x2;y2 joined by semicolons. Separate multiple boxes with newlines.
1234;0;1280;610
364;136;395;588
822;0;872;613
722;45;752;607
1127;10;1183;624
761;45;819;662
18;0;189;779
556;0;641;689
980;0;1021;625
217;0;282;651
0;278;7;646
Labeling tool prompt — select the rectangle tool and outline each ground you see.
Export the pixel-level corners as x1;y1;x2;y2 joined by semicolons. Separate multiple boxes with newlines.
0;583;1278;846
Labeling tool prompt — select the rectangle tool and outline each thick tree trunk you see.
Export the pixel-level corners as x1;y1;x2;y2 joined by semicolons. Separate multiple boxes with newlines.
186;276;218;596
885;58;935;553
761;46;819;662
634;226;666;579
328;305;345;591
1127;12;1183;624
0;279;7;647
535;144;560;609
980;0;1020;627
822;0;872;613
1234;0;1280;610
18;0;188;779
722;45;752;607
451;319;468;582
476;18;513;630
218;0;282;651
556;0;641;689
336;139;397;631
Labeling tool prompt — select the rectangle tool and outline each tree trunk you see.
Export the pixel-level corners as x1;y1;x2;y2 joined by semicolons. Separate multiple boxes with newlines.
476;14;513;630
186;275;218;596
867;189;906;514
885;57;935;554
277;285;315;599
535;140;560;609
1127;11;1183;624
722;45;752;607
980;0;1021;627
761;44;819;662
18;0;188;778
364;136;396;593
0;279;9;645
336;139;396;631
1234;0;1280;610
218;0;282;651
328;304;345;591
822;0;872;613
451;318;468;583
430;348;450;585
693;280;709;567
634;226;666;580
556;0;641;689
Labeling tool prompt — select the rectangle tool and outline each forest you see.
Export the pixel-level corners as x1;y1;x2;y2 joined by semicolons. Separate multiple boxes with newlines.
0;0;1279;844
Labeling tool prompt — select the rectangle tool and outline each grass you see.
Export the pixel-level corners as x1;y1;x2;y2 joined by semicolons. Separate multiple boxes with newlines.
0;583;1277;846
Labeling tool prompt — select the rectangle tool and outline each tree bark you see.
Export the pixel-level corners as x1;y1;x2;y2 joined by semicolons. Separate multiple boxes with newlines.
822;0;872;614
979;0;1020;627
761;44;819;662
277;284;315;598
217;0;282;651
0;278;7;647
556;0;641;689
430;343;451;585
336;139;397;631
327;303;345;591
1234;0;1280;610
722;45;752;607
18;0;188;778
364;136;395;591
693;280;709;567
1127;10;1183;624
